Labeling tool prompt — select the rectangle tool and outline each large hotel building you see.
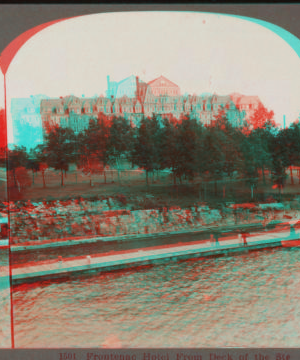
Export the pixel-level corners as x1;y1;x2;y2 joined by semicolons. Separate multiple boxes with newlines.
11;75;262;147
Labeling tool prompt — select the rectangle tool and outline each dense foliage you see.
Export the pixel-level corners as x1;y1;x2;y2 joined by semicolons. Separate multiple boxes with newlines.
7;107;300;202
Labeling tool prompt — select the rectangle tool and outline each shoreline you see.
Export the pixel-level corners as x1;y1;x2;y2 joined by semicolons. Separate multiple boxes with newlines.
11;220;266;251
7;226;300;285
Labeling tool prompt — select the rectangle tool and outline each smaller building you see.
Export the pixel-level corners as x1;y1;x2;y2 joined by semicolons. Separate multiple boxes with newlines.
11;95;47;149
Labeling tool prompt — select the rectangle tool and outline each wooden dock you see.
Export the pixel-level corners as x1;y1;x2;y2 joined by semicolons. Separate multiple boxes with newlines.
7;229;299;285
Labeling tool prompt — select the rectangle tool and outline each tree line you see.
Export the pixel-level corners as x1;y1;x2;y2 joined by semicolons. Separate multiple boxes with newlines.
6;105;300;200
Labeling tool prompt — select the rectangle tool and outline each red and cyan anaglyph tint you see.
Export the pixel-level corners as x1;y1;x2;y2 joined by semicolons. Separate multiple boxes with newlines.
1;11;300;349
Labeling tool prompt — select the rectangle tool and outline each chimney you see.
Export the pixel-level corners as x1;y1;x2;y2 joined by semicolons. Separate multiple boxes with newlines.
107;75;110;93
136;76;139;99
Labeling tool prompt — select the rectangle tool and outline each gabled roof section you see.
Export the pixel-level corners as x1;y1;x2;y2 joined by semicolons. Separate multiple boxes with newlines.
96;96;109;105
211;94;218;103
229;94;261;107
238;95;261;105
148;75;179;88
41;99;63;107
230;93;243;106
144;86;155;101
200;95;212;102
118;74;136;85
69;97;81;106
83;99;94;107
63;95;81;106
136;79;150;103
216;95;232;103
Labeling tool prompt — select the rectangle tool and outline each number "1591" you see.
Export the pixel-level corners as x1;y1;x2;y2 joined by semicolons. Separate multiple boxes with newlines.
60;353;76;360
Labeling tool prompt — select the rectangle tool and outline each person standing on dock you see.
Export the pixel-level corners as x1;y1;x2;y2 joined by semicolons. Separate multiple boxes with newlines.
241;231;248;246
214;231;220;246
290;224;296;238
211;231;219;246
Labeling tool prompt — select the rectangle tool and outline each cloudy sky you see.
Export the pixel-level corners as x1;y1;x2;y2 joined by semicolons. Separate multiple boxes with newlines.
3;11;300;143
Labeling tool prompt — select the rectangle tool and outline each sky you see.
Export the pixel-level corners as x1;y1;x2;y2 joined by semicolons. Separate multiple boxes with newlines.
3;11;300;143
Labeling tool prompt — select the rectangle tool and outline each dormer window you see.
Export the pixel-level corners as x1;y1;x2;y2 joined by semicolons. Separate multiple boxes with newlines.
70;107;79;114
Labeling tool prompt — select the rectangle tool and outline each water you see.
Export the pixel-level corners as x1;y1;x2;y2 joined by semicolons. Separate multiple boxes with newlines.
12;247;300;348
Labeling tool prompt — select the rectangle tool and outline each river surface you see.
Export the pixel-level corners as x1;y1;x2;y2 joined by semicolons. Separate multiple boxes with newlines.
12;247;300;348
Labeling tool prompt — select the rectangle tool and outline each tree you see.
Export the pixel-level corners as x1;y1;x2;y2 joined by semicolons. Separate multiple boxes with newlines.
147;114;162;182
131;116;160;185
248;103;275;130
250;123;277;185
77;153;103;187
271;158;287;201
213;113;243;178
26;148;41;185
7;146;28;188
39;163;48;188
109;116;132;183
43;125;76;186
97;116;111;184
79;117;111;184
289;123;300;184
159;117;179;184
240;135;259;199
15;166;31;190
175;115;199;183
195;120;207;175
34;144;49;188
277;124;300;185
269;130;288;201
203;125;226;195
